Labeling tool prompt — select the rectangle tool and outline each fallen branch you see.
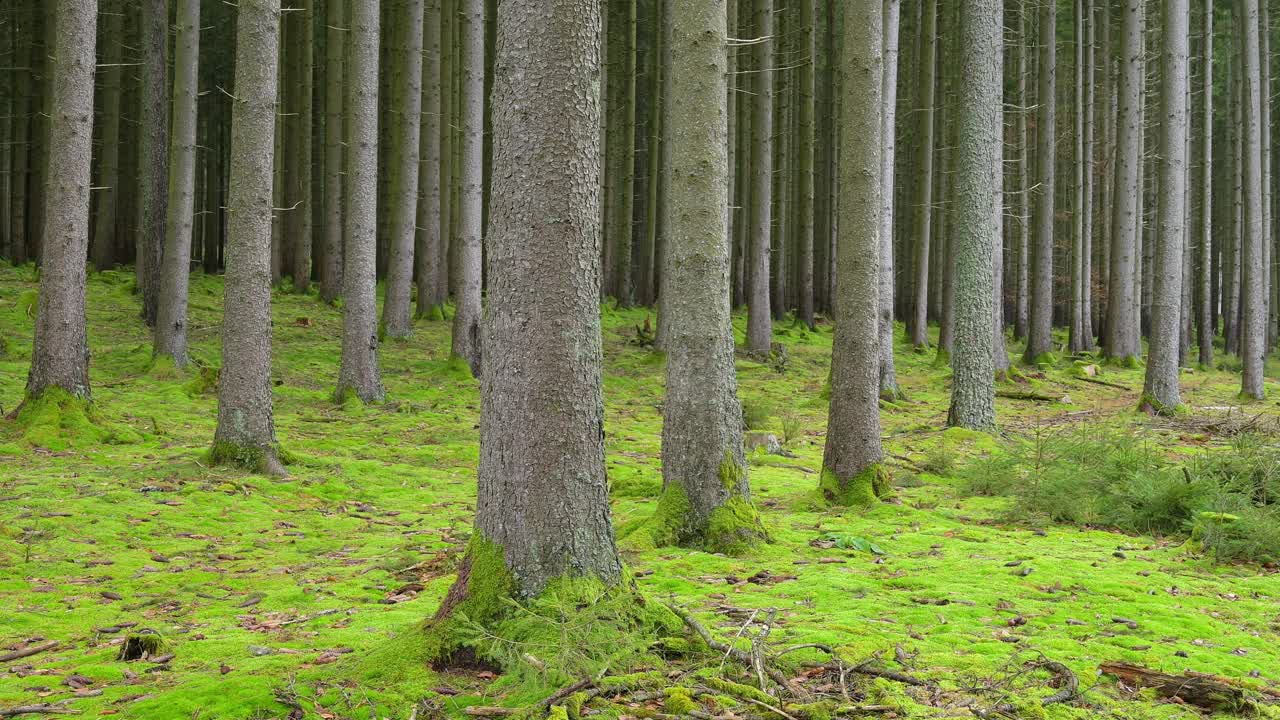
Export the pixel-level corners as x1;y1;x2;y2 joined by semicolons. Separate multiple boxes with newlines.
0;706;79;718
1038;659;1079;706
665;603;791;691
462;707;516;717
1079;376;1132;392
1100;661;1273;712
535;677;595;709
996;390;1057;403
0;641;58;664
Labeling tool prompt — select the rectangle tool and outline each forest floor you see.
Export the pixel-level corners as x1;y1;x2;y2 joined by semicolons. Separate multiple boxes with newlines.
3;265;1280;720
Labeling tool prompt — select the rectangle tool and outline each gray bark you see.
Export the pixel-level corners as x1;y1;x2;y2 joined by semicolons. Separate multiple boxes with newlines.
745;0;774;354
1241;0;1266;398
450;0;484;374
213;0;284;475
26;0;98;401
1105;0;1144;363
797;0;816;329
878;0;901;399
383;0;426;338
416;0;445;319
821;0;884;505
155;0;202;367
1014;1;1029;340
137;0;169;327
909;0;937;349
947;0;999;431
91;1;123;271
1022;0;1055;363
1196;0;1213;367
320;0;345;304
290;0;315;293
1142;0;1189;413
337;0;386;404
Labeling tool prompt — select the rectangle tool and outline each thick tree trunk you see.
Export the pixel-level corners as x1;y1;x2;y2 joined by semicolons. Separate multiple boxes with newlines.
1023;0;1056;364
909;0;937;349
383;0;426;338
1196;0;1213;368
745;0;774;354
91;0;123;271
137;0;169;327
821;0;885;508
213;0;284;476
26;0;98;402
1142;0;1189;413
1105;0;1144;363
155;0;202;367
1240;0;1267;399
878;0;901;399
450;0;484;374
337;0;386;404
320;0;345;304
416;0;445;319
947;0;999;431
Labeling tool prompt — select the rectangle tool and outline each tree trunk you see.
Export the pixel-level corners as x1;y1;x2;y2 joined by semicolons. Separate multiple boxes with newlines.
1013;1;1029;341
1142;0;1189;413
909;0;937;349
878;0;901;399
290;0;315;293
450;0;484;375
155;0;202;367
137;0;169;327
745;0;774;354
1023;0;1056;364
821;0;885;508
1240;0;1267;399
796;0;816;329
383;0;426;338
337;0;387;404
1196;0;1213;368
320;0;345;303
1105;0;1144;364
26;0;98;403
213;0;284;476
416;0;445;319
91;0;123;271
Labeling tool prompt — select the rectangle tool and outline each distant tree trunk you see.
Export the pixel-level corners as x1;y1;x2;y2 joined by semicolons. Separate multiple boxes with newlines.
137;0;169;327
1070;0;1095;353
9;20;31;266
290;0;314;293
1142;0;1189;413
1240;0;1266;399
1105;0;1144;364
796;0;816;329
383;0;426;338
1013;2;1030;341
652;0;765;553
1225;34;1241;357
319;0;345;304
745;0;774;354
1023;0;1055;364
909;0;937;349
821;0;885;508
212;0;284;476
947;0;999;431
337;0;386;404
155;0;201;367
609;0;637;306
430;0;622;627
1261;3;1275;350
91;0;123;271
450;0;483;375
1196;0;1213;368
878;0;901;400
416;0;445;319
26;0;98;403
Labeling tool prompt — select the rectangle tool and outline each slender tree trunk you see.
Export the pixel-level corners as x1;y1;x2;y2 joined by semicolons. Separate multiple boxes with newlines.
796;0;816;329
213;0;284;476
1014;1;1029;341
91;0;123;271
1196;0;1213;368
878;0;901;399
337;0;386;404
290;0;315;292
155;0;202;367
1241;0;1267;399
450;0;484;374
1023;0;1056;363
416;0;445;319
9;19;31;266
26;0;98;403
909;0;937;349
1070;0;1095;352
383;0;426;338
320;0;345;303
1261;3;1275;350
821;0;886;507
1105;0;1144;363
137;0;169;327
1142;0;1189;413
745;0;774;354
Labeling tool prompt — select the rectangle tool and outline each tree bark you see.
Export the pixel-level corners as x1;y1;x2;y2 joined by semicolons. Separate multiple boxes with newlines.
136;0;169;327
1104;0;1144;363
796;0;816;329
416;0;445;319
909;0;937;349
878;0;901;399
383;0;426;338
821;0;885;508
91;0;123;271
1240;0;1267;399
450;0;484;375
1196;0;1213;368
320;0;345;303
337;0;386;404
26;0;98;402
213;0;284;476
290;0;315;293
745;0;774;354
1023;0;1056;364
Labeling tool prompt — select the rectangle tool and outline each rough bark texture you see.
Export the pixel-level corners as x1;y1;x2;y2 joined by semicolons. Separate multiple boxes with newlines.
1105;0;1144;364
137;0;169;328
1196;0;1213;368
946;0;999;431
1069;0;1095;353
26;0;98;401
909;0;937;349
383;0;426;338
472;0;622;596
155;0;202;367
290;0;314;293
1142;0;1188;414
91;1;123;271
337;0;386;404
821;0;885;508
450;0;484;375
1013;2;1029;341
1240;0;1266;399
796;0;816;329
213;0;283;475
319;0;345;304
416;0;445;319
745;0;774;354
1023;0;1056;364
878;0;901;399
656;0;764;555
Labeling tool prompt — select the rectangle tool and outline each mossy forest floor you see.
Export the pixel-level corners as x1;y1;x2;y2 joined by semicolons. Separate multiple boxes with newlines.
3;266;1280;719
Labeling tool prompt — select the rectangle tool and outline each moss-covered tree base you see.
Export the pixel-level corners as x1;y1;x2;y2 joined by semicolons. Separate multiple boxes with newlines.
1137;393;1188;417
13;388;137;450
819;463;891;508
622;454;770;555
1105;354;1143;369
208;440;289;477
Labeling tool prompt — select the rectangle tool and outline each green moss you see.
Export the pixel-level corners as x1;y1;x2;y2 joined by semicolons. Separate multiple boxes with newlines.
703;677;776;706
818;463;889;507
183;365;220;396
15;289;37;319
421;533;516;664
1137;392;1188;416
932;347;951;368
146;353;183;379
16;387;104;450
663;687;696;715
1025;352;1059;368
623;454;766;555
420;304;446;321
1107;354;1143;369
208;440;286;475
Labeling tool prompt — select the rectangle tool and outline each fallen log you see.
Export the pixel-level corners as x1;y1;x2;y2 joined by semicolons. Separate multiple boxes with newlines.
996;390;1057;403
0;705;79;718
1099;661;1276;713
0;641;58;664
